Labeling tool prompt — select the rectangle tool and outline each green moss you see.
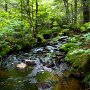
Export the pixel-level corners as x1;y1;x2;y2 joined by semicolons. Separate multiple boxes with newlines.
65;49;90;76
35;71;52;82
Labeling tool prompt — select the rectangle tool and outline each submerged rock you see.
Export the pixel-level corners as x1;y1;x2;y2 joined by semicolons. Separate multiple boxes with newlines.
38;82;51;89
24;59;36;66
45;46;55;51
33;47;44;52
46;63;55;68
16;63;27;70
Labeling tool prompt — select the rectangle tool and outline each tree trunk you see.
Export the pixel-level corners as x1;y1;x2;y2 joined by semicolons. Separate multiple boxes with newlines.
26;0;34;37
36;0;38;34
74;0;77;24
63;0;69;23
82;0;90;23
71;4;74;25
5;1;8;12
32;0;33;22
20;0;23;20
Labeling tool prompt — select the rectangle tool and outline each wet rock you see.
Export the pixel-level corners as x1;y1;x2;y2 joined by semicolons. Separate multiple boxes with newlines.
55;53;65;56
52;56;57;58
23;53;30;57
34;47;44;52
55;59;61;66
38;82;51;89
43;66;52;72
54;53;66;65
45;46;55;51
25;59;36;66
59;63;69;72
49;41;58;46
16;63;27;70
58;36;68;42
46;40;58;46
57;56;65;60
29;78;37;83
42;50;47;53
18;58;25;62
29;67;44;76
33;47;44;54
46;63;55;68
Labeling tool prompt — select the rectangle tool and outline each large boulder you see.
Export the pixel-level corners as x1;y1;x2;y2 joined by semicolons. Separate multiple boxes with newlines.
16;63;27;70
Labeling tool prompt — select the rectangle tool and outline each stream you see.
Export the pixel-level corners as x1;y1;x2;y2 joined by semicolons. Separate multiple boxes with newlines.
0;36;84;90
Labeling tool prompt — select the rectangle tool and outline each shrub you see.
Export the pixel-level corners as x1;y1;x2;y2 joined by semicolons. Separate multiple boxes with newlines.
60;43;79;52
80;22;90;32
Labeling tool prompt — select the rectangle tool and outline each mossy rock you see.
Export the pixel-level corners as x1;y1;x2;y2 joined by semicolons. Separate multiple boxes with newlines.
66;49;90;72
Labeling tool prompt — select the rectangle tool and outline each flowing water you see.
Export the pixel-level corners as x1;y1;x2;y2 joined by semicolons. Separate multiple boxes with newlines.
0;36;84;90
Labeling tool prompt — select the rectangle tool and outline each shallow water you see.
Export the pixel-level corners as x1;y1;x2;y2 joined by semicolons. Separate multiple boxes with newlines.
0;36;84;90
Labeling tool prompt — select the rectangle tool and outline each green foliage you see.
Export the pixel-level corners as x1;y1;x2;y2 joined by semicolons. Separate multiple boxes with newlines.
0;10;9;31
68;37;78;43
61;29;69;33
84;22;90;30
80;22;90;32
0;41;12;57
80;26;86;31
60;43;79;52
0;18;35;57
83;33;90;41
66;49;90;67
83;74;90;87
37;34;46;44
60;33;90;87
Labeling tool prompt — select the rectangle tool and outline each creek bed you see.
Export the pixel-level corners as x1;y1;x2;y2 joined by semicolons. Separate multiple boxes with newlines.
0;36;84;90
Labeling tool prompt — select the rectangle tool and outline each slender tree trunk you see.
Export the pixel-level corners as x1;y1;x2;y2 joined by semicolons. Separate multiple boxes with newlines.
74;0;77;24
36;0;38;34
71;4;74;25
5;1;8;12
20;0;23;20
82;0;90;23
32;0;33;22
63;0;69;23
26;0;34;37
